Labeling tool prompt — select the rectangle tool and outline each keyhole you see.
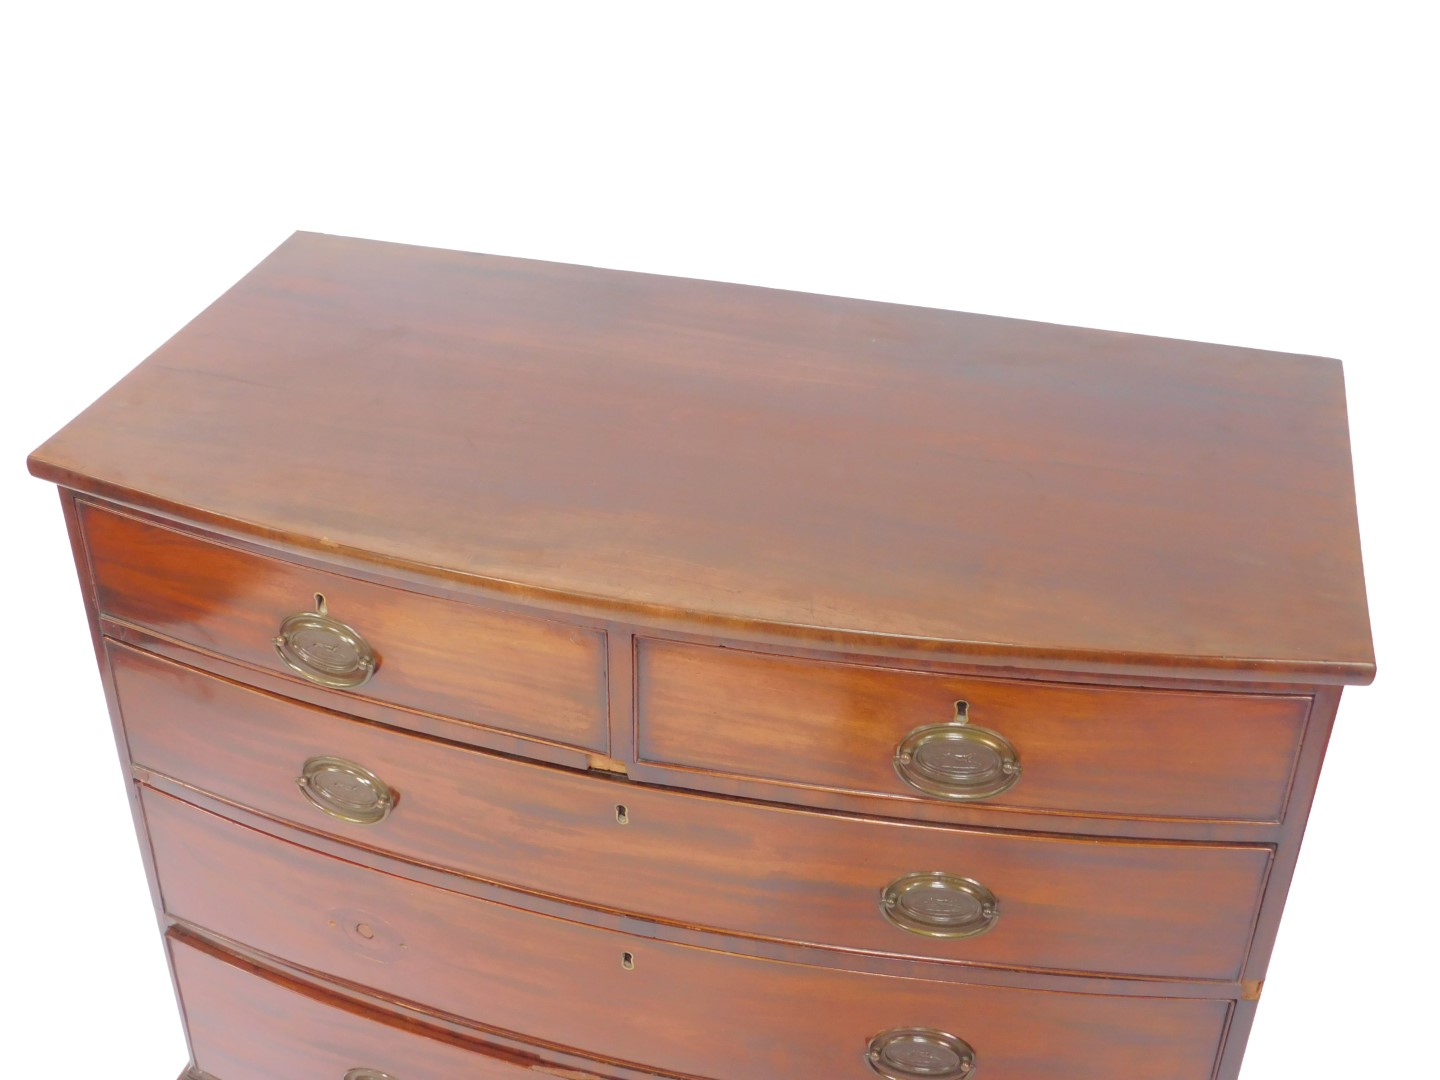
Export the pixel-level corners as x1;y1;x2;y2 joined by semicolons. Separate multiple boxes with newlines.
314;592;328;615
621;951;635;970
615;804;630;825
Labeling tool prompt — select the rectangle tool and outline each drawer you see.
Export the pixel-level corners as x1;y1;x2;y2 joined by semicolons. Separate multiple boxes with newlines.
637;639;1312;823
145;790;1231;1080
172;932;634;1080
80;501;608;751
118;644;1270;980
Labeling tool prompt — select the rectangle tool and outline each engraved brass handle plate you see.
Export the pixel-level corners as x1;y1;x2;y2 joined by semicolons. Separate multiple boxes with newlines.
274;595;377;689
866;1028;976;1079
298;756;395;824
894;701;1020;801
880;872;999;938
344;1071;398;1080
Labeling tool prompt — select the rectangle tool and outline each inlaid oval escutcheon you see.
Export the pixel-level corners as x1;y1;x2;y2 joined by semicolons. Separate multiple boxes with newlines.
274;607;377;689
894;721;1020;801
866;1028;976;1079
298;756;396;824
880;872;999;939
328;906;407;961
344;1070;398;1080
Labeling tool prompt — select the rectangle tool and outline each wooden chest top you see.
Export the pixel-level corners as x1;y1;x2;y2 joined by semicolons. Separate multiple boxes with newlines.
28;231;1373;684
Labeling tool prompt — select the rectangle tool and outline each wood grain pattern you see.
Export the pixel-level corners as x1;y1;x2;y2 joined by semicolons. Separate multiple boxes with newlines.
81;500;608;752
171;932;636;1080
115;643;1271;980
28;232;1377;1080
638;638;1311;824
28;231;1373;684
102;618;599;771
145;791;1231;1080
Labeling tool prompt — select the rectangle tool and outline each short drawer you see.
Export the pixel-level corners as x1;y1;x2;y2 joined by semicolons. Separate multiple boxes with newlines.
172;932;631;1080
80;501;608;751
118;644;1270;980
146;792;1231;1080
637;639;1312;824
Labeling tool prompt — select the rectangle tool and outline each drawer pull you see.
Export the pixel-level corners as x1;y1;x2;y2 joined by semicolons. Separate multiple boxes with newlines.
274;595;377;689
880;873;999;938
344;1071;398;1080
894;703;1020;801
866;1028;976;1079
298;756;396;824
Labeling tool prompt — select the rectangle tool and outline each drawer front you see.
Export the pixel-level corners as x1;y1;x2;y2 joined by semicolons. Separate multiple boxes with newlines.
81;501;608;751
118;645;1270;979
146;791;1230;1080
638;639;1311;823
172;933;627;1080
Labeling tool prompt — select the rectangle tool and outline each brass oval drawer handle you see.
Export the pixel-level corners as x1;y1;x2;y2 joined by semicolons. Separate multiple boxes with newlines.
344;1071;398;1080
298;756;396;825
274;595;377;689
880;872;999;939
866;1028;976;1079
894;702;1020;801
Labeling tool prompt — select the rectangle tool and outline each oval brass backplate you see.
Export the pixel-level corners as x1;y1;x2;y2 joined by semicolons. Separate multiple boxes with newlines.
880;872;999;938
274;608;377;689
894;720;1021;801
344;1070;398;1080
866;1028;977;1079
297;755;396;824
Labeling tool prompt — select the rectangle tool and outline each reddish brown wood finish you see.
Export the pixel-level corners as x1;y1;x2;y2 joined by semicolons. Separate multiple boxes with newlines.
57;489;202;1071
146;792;1231;1080
638;639;1311;825
103;618;600;772
29;234;1377;1080
28;232;1373;685
148;776;1265;996
114;643;1272;980
171;932;635;1080
80;501;609;752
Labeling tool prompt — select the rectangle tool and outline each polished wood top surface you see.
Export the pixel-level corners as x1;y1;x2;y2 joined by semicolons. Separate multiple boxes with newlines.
29;232;1373;683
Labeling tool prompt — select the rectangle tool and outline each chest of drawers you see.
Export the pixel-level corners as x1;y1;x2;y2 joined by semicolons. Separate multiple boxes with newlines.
28;232;1374;1080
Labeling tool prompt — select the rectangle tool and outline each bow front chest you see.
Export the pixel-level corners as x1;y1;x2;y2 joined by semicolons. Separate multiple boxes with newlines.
28;232;1374;1080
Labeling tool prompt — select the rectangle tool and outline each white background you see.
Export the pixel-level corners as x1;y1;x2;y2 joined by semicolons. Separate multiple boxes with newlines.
2;3;1434;1076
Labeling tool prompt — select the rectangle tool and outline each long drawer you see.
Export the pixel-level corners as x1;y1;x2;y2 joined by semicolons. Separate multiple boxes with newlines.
145;790;1231;1080
637;638;1312;824
117;644;1271;980
172;932;635;1080
81;500;609;751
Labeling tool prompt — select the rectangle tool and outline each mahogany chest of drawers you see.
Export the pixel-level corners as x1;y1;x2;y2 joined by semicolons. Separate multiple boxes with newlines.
29;232;1375;1079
